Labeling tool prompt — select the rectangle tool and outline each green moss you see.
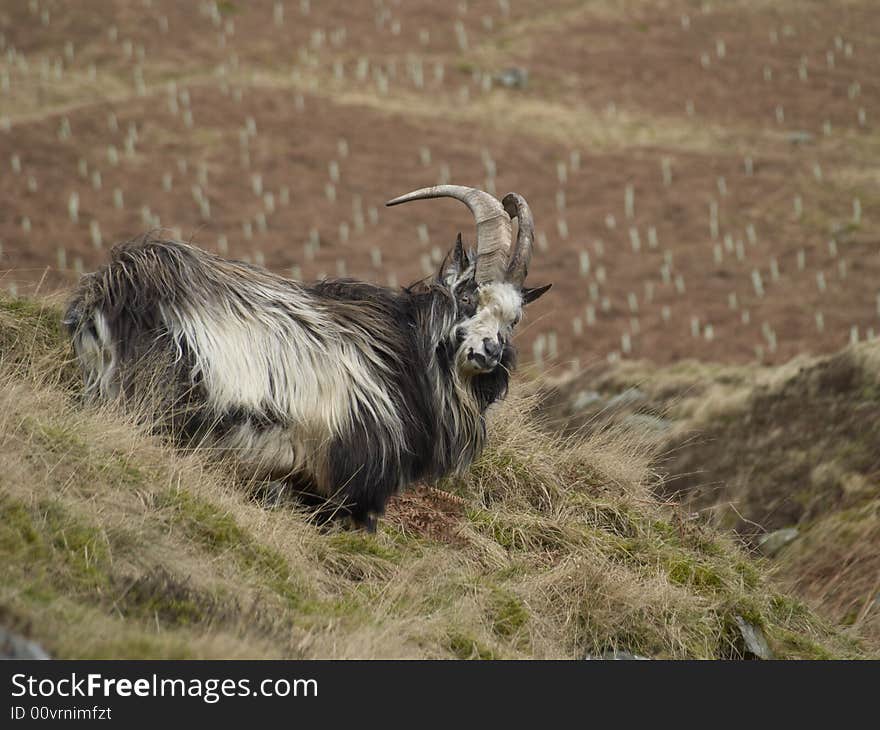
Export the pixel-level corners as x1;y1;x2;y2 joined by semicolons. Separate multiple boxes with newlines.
382;523;429;554
585;504;640;538
771;629;836;660
769;593;811;620
110;459;145;486
0;297;63;337
650;519;678;541
41;500;110;589
0;498;45;555
28;420;89;456
245;543;313;608
0;496;109;593
728;602;765;628
466;508;520;549
466;507;583;553
158;489;247;551
679;527;729;559
472;446;546;489
80;637;196;661
602;533;639;564
329;533;400;562
19;414;148;490
216;0;238;15
860;382;880;401
577;600;697;659
446;632;496;660
21;582;57;605
157;489;314;610
489;590;529;638
666;558;725;591
118;570;225;627
733;559;762;590
0;296;74;385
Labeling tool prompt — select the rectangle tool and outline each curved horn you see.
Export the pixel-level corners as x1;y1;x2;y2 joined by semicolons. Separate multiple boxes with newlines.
502;192;534;286
386;185;511;283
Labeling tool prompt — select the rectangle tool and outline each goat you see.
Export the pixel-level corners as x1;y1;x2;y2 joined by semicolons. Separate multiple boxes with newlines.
64;185;551;530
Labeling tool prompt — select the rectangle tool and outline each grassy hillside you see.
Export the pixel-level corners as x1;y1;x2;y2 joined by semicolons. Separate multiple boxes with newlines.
0;294;869;659
541;344;880;650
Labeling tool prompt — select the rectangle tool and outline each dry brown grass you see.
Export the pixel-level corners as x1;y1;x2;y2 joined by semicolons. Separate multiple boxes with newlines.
777;500;880;645
0;294;868;659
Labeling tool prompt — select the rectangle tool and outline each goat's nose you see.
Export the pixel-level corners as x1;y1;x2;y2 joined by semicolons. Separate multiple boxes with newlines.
483;337;502;359
467;349;488;368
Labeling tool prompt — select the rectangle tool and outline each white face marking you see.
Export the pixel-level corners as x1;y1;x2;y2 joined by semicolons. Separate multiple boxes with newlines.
457;282;522;375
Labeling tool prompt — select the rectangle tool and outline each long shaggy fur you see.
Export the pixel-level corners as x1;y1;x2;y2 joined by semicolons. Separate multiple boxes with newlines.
64;235;513;527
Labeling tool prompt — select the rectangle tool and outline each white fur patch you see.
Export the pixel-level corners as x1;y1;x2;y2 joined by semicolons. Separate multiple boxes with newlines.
457;282;522;371
476;282;523;328
74;310;120;400
164;288;404;456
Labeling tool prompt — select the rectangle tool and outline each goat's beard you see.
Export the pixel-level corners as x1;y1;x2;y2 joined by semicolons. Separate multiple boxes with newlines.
460;361;490;377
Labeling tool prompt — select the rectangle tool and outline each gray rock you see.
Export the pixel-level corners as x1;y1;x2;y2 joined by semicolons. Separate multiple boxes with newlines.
607;388;647;409
571;389;603;411
758;527;799;557
584;649;651;660
0;627;50;660
734;615;773;660
787;130;814;145
495;67;528;89
622;413;673;435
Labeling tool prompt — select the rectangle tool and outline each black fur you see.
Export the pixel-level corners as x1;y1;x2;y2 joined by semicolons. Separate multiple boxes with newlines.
315;278;512;526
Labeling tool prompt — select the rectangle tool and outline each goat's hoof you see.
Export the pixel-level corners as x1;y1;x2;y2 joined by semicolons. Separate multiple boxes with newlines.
358;512;379;534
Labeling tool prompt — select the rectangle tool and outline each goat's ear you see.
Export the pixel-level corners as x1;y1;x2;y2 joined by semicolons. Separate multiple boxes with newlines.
441;233;466;285
453;232;466;269
522;283;552;305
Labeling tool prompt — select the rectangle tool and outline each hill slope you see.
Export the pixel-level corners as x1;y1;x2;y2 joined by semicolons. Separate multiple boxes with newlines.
540;343;880;650
0;295;868;659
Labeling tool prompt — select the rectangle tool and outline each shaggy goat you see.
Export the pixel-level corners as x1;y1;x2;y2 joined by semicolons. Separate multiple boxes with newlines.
64;185;551;530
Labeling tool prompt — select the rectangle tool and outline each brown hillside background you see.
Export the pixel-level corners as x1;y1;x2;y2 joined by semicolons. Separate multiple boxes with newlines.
1;0;878;369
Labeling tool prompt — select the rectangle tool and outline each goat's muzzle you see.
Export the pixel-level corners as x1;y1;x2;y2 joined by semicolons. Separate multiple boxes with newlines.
465;337;503;373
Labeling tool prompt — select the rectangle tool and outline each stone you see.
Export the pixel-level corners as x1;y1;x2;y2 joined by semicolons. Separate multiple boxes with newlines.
571;389;603;410
607;388;647;409
495;67;528;89
584;649;651;660
0;627;50;659
734;616;773;660
787;131;814;145
622;413;672;434
758;527;799;557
